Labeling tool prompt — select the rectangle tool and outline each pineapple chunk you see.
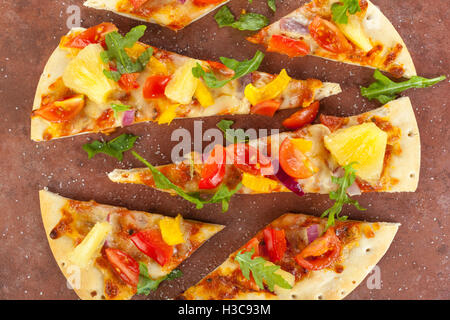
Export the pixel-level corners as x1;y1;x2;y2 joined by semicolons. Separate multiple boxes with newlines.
324;122;387;183
63;44;116;104
68;221;112;269
337;15;373;52
164;59;199;105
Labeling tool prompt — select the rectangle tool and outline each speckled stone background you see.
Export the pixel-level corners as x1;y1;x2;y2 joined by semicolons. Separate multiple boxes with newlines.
0;0;448;300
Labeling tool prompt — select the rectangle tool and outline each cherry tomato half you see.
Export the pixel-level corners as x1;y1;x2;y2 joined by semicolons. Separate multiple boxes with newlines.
282;101;319;130
32;95;85;123
295;227;342;271
118;73;140;92
251;100;281;117
309;16;352;54
130;229;173;267
279;137;316;179
268;35;310;57
199;144;227;190
143;75;171;99
64;23;117;49
105;248;140;287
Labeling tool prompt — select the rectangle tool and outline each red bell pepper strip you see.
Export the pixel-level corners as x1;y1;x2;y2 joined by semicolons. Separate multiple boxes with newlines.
263;227;287;262
199;144;227;190
267;35;310;57
143;75;171;99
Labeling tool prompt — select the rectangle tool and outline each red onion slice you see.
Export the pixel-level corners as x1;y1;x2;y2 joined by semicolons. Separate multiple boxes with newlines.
346;181;362;196
122;109;135;127
306;224;319;243
273;160;305;197
279;17;309;35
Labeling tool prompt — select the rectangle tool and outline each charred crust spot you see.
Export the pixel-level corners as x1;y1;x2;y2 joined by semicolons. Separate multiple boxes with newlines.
90;291;97;297
105;280;119;299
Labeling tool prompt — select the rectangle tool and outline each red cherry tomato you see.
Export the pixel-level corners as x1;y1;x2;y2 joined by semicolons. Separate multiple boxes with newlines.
143;75;171;99
118;73;140;92
130;229;173;266
295;227;342;271
32;95;85;123
242;237;260;258
251;100;281;117
263;227;287;262
309;16;352;54
279;137;316;179
282;101;320;130
105;248;140;287
130;0;149;9
64;23;118;49
267;35;310;57
199;145;227;190
226;143;273;176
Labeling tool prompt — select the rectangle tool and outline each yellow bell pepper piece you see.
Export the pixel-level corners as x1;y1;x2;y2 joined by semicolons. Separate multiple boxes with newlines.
159;215;185;246
242;173;281;193
244;69;291;106
148;57;168;75
290;138;313;153
158;104;179;125
194;80;215;107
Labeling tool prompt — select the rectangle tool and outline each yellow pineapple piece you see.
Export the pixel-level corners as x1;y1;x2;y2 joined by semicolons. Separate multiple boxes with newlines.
68;221;112;269
337;15;373;52
324;122;387;183
164;59;199;105
63;44;116;104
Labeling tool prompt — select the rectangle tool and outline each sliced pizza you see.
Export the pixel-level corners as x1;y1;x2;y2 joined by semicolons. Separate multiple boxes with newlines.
179;213;399;300
31;23;340;141
109;97;420;203
84;0;229;31
247;0;416;78
39;189;224;300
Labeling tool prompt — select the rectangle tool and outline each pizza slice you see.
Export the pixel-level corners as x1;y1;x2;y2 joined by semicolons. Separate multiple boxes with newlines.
31;23;340;142
247;0;416;78
84;0;229;31
179;213;399;300
39;190;224;300
109;97;420;205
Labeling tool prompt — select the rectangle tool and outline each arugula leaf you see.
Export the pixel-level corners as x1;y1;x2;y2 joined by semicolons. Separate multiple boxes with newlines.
235;249;292;292
361;70;446;104
137;262;182;295
83;134;138;161
101;25;153;81
321;163;366;230
268;0;276;12
192;51;264;88
214;6;269;31
217;120;250;144
111;103;131;119
132;152;242;212
331;0;361;24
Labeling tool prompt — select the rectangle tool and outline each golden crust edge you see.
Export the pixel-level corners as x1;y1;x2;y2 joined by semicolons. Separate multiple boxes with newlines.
181;213;399;300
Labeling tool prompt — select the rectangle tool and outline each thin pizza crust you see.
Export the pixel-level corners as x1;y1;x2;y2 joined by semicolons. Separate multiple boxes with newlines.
249;0;416;78
108;97;420;193
181;213;399;300
39;189;224;300
31;27;341;142
84;0;230;31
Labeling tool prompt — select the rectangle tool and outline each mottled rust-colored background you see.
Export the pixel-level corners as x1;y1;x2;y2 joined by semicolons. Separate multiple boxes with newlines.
0;0;449;300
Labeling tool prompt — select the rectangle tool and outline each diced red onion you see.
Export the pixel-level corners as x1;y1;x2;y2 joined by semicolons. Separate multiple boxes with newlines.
346;181;362;196
122;109;135;127
279;17;309;35
306;224;319;243
239;73;253;89
273;160;305;197
178;0;187;3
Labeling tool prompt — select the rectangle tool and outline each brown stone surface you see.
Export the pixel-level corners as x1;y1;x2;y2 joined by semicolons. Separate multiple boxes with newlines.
0;0;449;300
